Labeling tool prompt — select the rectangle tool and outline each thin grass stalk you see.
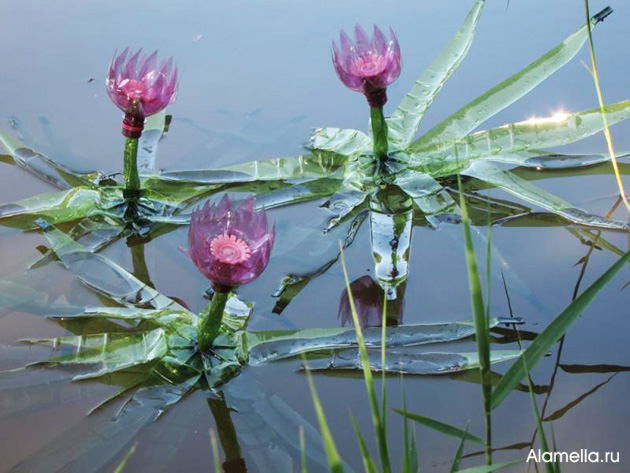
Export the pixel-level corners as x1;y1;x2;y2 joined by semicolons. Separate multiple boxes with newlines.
209;430;222;473
113;443;137;473
402;382;412;473
522;356;556;473
584;0;630;211
457;174;492;465
303;356;345;473
350;415;379;473
340;243;391;473
531;197;620;448
450;424;470;473
485;209;492;321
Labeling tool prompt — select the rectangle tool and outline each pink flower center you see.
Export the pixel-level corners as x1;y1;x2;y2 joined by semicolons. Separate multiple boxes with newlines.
120;79;148;100
210;233;252;265
350;55;388;78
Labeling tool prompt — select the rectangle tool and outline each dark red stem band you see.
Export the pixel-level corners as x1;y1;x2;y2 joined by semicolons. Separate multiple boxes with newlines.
364;84;388;108
212;284;234;294
122;113;145;139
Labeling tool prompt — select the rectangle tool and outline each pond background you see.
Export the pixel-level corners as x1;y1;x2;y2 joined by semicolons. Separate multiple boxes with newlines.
1;0;630;471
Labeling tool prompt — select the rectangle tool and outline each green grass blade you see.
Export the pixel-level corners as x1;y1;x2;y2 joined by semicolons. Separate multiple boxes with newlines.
523;357;555;473
458;174;493;464
403;399;411;473
413;7;612;148
303;357;345;473
450;425;470;473
409;425;419;473
209;430;222;473
350;415;379;473
551;425;561;473
462;160;629;232
491;249;630;409
340;244;391;473
394;409;482;444
583;0;630;211
112;443;137;473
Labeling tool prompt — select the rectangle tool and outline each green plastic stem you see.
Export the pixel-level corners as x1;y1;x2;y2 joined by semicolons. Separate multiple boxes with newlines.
198;290;230;353
123;137;141;199
370;105;389;161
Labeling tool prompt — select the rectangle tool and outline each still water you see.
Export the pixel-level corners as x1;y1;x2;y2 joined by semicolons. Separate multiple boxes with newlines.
1;0;630;471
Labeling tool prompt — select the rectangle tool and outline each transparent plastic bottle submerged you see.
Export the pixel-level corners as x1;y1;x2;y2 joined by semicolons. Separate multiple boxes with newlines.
369;186;413;301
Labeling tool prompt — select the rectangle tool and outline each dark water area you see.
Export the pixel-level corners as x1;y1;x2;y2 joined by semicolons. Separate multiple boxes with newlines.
1;0;630;472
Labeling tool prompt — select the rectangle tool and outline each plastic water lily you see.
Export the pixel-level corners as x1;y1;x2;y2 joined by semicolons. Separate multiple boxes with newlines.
107;48;177;199
0;219;521;471
0;3;628;306
185;195;275;351
333;25;402;161
135;3;629;306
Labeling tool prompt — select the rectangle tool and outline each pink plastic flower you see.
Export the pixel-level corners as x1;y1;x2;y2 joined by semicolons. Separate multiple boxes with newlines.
332;25;401;105
338;276;404;328
106;48;177;117
186;195;275;292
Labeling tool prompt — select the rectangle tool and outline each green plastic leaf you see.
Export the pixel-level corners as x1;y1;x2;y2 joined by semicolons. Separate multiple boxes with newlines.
307;127;372;156
138;110;168;174
29;216;124;270
146;152;347;187
491;249;630;410
272;211;367;314
395;170;461;226
0;187;121;230
394;409;482;444
39;222;186;311
462;160;630;231
253;178;341;210
9;376;198;473
222;375;336;473
48;306;193;327
413;7;612;148
321;187;368;231
387;0;484;149
419;101;630;161
247;318;516;365
0;128;100;189
482;150;630;169
369;192;414;299
25;330;170;378
305;349;521;375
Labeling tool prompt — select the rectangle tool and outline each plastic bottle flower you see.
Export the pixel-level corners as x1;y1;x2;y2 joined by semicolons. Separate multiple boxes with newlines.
332;25;401;107
107;48;178;130
338;275;404;328
106;48;177;199
332;25;401;160
186;194;275;351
